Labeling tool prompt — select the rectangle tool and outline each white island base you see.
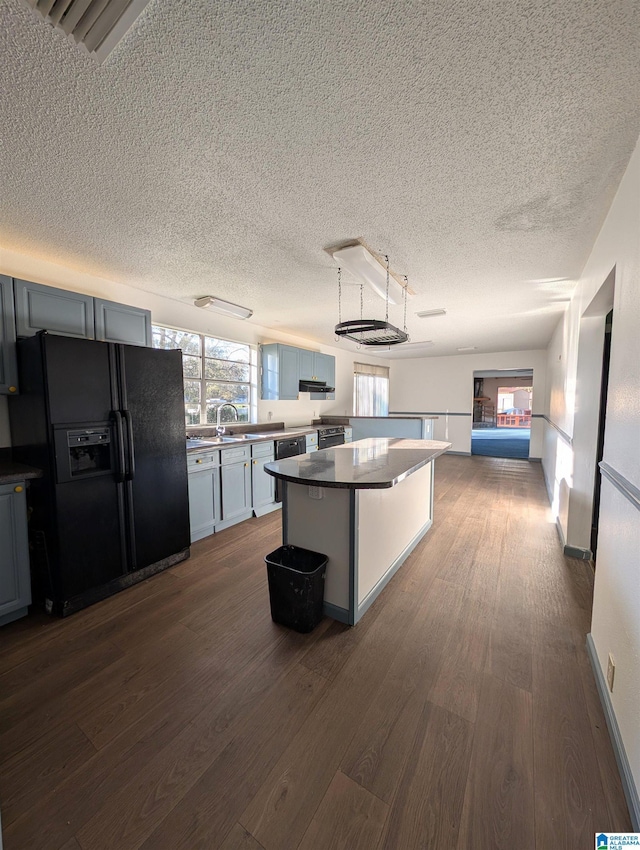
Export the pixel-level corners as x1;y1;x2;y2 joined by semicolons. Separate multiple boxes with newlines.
282;461;433;625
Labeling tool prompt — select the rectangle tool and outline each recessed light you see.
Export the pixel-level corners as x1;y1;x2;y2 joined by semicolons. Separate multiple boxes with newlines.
457;346;477;352
415;309;446;318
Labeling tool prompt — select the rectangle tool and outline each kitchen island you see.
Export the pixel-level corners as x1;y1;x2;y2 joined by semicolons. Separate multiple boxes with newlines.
264;438;450;625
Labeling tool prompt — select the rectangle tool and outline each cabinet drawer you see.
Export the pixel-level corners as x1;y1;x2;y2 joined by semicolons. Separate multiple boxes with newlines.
251;440;275;459
187;451;220;471
221;445;251;465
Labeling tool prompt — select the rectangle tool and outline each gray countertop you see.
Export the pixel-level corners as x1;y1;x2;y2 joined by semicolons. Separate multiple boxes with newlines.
264;438;451;489
186;426;318;453
0;462;43;485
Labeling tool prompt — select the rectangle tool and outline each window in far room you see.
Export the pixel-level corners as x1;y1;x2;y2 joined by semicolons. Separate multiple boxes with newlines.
353;362;389;416
152;325;257;426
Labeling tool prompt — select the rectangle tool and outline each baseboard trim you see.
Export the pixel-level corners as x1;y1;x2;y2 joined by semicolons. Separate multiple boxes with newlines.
563;544;593;560
555;516;566;547
586;634;640;830
447;450;472;456
323;601;350;624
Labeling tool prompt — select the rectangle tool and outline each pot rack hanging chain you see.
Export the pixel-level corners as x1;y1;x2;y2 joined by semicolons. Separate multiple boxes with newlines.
337;266;342;325
360;283;364;343
403;275;408;334
385;254;390;323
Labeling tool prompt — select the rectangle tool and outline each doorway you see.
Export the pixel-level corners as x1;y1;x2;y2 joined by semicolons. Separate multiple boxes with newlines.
472;371;533;458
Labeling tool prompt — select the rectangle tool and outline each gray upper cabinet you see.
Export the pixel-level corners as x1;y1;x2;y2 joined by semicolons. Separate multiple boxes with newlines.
14;278;95;339
261;343;300;400
261;343;335;400
311;352;335;400
0;275;18;395
12;280;152;347
95;299;152;347
298;348;314;381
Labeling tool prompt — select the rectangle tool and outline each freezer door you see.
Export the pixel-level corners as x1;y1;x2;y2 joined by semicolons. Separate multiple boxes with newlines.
42;334;116;424
52;475;127;600
118;345;190;570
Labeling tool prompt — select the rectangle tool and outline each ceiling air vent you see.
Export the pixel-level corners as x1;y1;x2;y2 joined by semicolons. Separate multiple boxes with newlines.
22;0;154;63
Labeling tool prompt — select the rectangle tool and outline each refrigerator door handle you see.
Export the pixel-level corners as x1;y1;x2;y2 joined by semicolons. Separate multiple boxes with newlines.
113;411;126;482
123;409;136;480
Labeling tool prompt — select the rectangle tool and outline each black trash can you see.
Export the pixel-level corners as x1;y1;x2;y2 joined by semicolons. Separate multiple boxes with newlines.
265;544;328;633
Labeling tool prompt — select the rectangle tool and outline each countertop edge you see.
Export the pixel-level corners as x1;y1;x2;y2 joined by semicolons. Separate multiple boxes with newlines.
264;440;451;489
0;463;43;484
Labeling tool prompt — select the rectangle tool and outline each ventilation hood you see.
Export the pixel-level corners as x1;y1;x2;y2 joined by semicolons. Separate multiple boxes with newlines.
299;379;335;393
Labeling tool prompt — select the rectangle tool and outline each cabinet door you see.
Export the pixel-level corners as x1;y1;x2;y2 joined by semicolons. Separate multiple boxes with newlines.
252;455;275;511
188;467;220;542
14;279;94;339
298;349;314;380
0;483;31;626
221;460;252;520
311;353;335;399
279;346;299;399
0;275;18;395
95;299;152;347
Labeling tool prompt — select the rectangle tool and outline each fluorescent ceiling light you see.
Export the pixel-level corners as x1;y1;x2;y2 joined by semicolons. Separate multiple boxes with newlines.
416;308;446;318
194;296;253;319
331;244;408;305
457;346;477;352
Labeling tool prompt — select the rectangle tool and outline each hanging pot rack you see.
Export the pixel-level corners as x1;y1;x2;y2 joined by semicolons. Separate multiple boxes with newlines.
334;256;409;346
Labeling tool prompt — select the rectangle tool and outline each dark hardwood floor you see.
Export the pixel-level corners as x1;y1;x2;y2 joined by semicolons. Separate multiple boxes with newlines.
0;455;631;849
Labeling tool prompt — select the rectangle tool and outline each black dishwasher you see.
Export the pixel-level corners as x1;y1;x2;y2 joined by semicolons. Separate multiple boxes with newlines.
274;435;306;502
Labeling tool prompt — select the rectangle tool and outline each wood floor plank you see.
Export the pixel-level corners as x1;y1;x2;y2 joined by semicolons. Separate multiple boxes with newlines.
238;583;425;850
139;664;327;850
340;577;463;803
0;721;96;826
74;629;329;850
0;458;631;850
488;513;533;692
532;648;611;847
456;672;535;850
218;824;265;850
297;770;389;850
377;701;473;850
57;839;82;850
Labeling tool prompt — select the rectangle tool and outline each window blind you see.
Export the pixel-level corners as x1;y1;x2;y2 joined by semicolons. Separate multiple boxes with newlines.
354;362;390;378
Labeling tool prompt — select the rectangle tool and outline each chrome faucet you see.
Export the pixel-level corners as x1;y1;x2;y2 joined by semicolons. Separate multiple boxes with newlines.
216;403;238;436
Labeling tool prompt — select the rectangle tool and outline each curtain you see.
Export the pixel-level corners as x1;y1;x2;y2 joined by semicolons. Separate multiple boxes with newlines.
353;363;390;416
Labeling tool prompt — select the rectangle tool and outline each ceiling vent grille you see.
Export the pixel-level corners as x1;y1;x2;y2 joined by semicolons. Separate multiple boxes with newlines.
22;0;153;63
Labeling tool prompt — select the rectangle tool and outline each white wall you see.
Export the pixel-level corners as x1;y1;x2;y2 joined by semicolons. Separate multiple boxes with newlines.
389;349;547;456
0;248;390;447
543;136;640;804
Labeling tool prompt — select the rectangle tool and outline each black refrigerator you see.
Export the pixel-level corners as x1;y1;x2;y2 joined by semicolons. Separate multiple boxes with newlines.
9;332;190;616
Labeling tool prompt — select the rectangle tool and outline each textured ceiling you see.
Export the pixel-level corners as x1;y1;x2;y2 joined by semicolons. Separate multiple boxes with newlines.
2;0;640;358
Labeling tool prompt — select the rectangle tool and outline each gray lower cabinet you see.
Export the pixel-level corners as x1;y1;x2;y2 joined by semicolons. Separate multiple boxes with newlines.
0;482;31;627
187;451;220;542
219;445;252;528
14;278;95;339
251;441;277;516
0;275;18;395
94;298;152;347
